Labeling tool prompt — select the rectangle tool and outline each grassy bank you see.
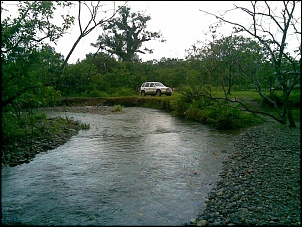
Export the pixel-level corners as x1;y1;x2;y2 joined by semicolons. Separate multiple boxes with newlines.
59;90;300;130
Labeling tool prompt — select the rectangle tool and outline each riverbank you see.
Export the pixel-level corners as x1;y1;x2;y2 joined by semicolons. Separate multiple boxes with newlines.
188;121;300;226
1;106;118;167
2;117;84;167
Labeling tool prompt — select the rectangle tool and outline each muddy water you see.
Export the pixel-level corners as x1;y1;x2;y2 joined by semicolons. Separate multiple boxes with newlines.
2;107;238;226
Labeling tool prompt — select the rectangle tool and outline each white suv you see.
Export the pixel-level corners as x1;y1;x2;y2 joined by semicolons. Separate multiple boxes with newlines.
140;82;172;96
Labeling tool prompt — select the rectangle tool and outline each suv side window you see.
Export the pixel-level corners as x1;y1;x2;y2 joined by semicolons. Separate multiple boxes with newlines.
144;83;150;87
150;83;155;87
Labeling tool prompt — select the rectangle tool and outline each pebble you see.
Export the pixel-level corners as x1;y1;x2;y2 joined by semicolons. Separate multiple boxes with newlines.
187;122;300;226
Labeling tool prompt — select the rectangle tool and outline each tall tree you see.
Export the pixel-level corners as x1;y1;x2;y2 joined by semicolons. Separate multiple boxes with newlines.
91;5;164;62
61;1;124;69
200;1;301;127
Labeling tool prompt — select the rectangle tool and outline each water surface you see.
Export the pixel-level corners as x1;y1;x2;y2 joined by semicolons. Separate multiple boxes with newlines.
2;107;236;226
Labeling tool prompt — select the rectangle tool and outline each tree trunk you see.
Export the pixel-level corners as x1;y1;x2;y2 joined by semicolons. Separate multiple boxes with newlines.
227;77;232;94
287;109;296;127
283;85;296;127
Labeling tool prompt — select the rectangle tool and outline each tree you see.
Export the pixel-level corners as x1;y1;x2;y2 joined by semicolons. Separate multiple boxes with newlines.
61;1;125;69
215;36;267;94
186;41;219;93
1;1;122;108
185;36;266;93
91;5;164;62
200;1;301;127
84;52;119;75
57;61;100;96
1;1;74;109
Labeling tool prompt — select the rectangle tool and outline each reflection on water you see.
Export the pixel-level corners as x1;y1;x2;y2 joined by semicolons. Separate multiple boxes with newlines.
2;107;237;226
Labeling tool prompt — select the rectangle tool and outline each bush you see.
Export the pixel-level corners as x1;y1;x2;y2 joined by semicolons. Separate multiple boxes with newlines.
181;97;264;129
2;109;90;145
289;90;300;107
169;95;190;116
184;107;209;123
109;87;137;96
87;90;109;97
112;105;123;112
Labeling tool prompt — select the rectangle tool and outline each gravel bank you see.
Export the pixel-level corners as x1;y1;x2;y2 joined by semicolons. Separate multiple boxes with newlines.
41;106;119;114
189;122;300;226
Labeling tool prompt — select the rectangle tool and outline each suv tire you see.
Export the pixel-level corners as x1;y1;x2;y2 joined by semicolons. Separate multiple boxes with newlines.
141;90;146;96
156;90;161;96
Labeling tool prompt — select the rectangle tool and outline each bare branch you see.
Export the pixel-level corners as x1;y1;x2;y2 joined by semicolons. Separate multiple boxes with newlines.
78;1;83;34
62;1;127;69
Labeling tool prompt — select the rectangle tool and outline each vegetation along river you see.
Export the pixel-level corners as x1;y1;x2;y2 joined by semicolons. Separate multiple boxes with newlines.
2;107;239;226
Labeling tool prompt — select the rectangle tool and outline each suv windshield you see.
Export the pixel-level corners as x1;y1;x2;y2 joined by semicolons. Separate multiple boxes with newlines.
154;82;164;86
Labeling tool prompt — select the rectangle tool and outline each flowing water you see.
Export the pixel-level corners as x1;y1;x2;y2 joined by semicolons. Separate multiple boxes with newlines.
2;107;238;226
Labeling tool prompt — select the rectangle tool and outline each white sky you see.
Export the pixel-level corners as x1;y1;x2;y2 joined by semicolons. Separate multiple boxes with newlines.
56;1;245;63
2;1;301;64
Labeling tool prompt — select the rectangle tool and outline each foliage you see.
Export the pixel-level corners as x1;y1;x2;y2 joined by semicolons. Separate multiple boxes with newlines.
2;109;89;143
91;5;164;62
200;1;301;127
56;61;102;97
169;93;191;116
262;90;300;108
173;96;264;129
186;35;268;94
109;87;138;97
1;1;74;108
112;105;123;112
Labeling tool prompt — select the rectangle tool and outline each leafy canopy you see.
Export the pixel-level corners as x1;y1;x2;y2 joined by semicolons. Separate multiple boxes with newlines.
91;5;164;62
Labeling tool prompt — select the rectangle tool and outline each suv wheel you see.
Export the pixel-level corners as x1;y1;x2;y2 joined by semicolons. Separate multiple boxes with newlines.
141;90;146;96
156;90;161;96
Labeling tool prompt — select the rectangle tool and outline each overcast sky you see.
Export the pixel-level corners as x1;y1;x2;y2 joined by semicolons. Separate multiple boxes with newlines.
56;1;244;63
2;1;301;64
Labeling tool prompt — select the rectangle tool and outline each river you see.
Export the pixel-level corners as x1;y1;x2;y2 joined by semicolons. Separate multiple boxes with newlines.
2;107;238;226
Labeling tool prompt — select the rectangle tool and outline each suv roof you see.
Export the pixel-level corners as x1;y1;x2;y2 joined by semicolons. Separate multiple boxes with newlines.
141;82;164;85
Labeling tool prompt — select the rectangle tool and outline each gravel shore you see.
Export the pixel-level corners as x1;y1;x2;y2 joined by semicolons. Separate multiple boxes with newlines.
189;122;300;226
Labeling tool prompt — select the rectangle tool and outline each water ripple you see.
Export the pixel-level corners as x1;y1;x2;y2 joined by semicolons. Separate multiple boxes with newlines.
2;107;236;226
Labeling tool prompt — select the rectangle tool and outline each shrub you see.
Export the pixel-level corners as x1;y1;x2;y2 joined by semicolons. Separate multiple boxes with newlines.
169;95;190;117
109;87;137;96
112;105;123;112
87;90;109;97
181;97;264;129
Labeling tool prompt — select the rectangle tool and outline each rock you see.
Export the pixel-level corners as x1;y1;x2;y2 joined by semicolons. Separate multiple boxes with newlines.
216;191;223;196
190;218;196;224
197;219;208;226
189;122;300;226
